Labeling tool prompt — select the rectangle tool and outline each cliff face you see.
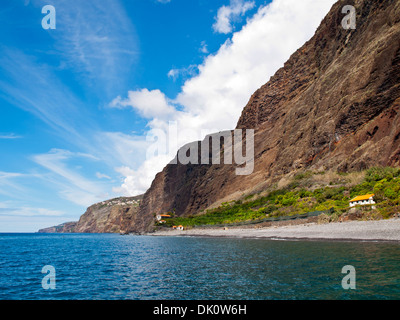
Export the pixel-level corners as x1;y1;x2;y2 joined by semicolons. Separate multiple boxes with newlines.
236;0;400;173
131;0;400;233
73;196;143;233
38;222;77;233
38;196;143;234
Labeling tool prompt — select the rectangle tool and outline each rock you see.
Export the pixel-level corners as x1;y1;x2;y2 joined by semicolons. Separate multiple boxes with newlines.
38;222;77;233
348;208;357;214
73;195;143;233
38;195;143;234
340;209;364;222
318;214;331;224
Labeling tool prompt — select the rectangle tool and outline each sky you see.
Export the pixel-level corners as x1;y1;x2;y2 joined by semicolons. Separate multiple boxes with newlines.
0;0;336;232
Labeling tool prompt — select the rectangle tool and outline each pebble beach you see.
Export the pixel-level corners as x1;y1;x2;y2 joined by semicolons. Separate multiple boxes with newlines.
151;219;400;242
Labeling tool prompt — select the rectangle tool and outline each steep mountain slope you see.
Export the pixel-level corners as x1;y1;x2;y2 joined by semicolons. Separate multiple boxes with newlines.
130;0;400;233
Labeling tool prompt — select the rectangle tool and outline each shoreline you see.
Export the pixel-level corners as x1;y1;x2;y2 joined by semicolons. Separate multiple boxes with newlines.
149;218;400;242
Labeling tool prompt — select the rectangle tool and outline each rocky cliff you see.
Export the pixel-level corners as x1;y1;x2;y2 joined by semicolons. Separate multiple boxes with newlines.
38;196;143;234
73;196;143;233
38;221;77;233
130;0;400;233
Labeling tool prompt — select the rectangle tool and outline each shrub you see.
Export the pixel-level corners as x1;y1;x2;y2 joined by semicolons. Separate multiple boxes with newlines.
299;189;312;198
385;188;397;200
258;205;278;215
281;197;296;206
365;167;399;182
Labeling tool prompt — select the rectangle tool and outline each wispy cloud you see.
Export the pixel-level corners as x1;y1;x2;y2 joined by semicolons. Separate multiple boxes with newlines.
30;0;139;97
0;171;54;206
0;48;89;142
0;0;144;204
96;172;112;180
94;132;150;169
213;0;255;34
0;200;68;232
0;133;22;139
0;202;64;217
33;149;109;206
0;46;146;187
0;171;28;198
199;41;209;54
167;65;198;81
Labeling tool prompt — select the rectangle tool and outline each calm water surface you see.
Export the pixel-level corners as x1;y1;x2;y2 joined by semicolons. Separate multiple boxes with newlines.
0;233;399;300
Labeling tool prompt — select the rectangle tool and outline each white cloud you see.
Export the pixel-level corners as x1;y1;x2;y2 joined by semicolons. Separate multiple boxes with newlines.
112;148;177;196
112;0;336;196
213;0;255;34
96;172;112;180
200;41;209;54
167;65;198;81
167;69;180;80
110;89;176;120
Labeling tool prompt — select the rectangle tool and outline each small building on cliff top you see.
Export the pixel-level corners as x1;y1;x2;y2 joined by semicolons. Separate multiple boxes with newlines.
156;214;171;223
349;194;375;208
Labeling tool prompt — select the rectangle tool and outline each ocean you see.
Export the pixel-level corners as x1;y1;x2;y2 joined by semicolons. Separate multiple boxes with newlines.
0;233;399;300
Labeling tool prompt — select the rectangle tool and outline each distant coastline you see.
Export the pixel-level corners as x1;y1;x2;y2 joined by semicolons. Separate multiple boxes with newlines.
150;218;400;242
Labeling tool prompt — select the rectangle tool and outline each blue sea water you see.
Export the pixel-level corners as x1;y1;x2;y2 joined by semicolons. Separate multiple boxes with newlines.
0;233;399;300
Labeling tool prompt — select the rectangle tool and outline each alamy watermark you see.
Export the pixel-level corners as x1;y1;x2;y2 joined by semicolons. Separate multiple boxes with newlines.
146;122;255;176
41;5;56;30
341;265;356;290
341;5;356;30
41;265;56;290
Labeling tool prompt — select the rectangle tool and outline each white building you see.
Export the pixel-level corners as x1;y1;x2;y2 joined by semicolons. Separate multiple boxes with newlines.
349;194;375;208
156;214;171;223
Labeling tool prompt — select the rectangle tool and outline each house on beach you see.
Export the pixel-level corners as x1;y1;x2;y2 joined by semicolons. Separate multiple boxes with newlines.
349;194;376;208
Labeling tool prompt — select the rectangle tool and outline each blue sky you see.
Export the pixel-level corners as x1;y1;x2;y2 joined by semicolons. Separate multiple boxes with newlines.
0;0;335;232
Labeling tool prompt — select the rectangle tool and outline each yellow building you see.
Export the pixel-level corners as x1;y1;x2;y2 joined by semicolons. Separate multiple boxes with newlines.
349;194;375;208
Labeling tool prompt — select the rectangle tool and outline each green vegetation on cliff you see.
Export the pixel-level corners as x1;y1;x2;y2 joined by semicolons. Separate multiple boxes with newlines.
161;167;400;228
